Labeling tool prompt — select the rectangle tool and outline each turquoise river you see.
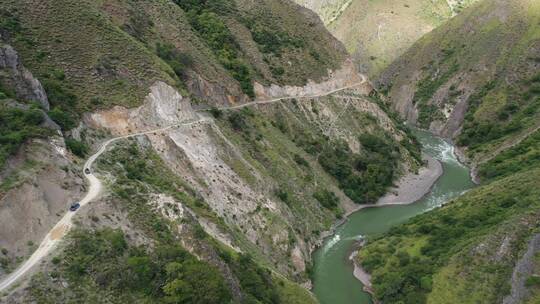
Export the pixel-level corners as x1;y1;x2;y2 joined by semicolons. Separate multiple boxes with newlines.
312;129;475;304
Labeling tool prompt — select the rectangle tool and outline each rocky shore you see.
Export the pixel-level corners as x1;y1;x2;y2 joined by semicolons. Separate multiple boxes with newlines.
376;154;443;206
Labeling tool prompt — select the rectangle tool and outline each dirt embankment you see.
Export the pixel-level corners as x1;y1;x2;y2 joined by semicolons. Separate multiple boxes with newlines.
254;59;372;100
0;137;84;280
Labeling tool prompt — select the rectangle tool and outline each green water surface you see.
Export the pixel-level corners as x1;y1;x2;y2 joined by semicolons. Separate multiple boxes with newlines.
312;129;475;304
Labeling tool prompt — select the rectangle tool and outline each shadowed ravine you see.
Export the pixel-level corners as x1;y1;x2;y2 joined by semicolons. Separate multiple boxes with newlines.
312;129;475;304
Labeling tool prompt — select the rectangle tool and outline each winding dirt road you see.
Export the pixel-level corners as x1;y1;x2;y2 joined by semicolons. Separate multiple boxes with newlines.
0;79;366;293
222;76;367;111
0;121;203;293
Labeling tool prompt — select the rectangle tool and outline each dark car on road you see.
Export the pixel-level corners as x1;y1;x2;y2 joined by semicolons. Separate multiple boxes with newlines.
69;202;80;211
84;168;91;175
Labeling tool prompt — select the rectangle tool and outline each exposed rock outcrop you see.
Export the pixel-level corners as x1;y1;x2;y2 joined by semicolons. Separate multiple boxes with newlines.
87;81;198;135
0;44;49;110
503;234;540;304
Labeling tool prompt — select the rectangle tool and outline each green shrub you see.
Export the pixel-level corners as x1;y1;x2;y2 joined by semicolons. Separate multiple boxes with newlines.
209;107;223;118
313;188;339;210
231;254;280;304
156;42;193;78
400;136;422;164
319;137;398;204
41;77;77;108
0;10;22;34
172;1;254;97
51;256;61;265
65;138;89;157
163;259;231;303
0;103;49;167
526;275;540;287
249;23;302;55
270;65;285;77
228;112;248;132
293;154;309;167
62;228;231;303
275;187;292;205
193;224;207;239
0;81;16;99
273;114;289;134
47;107;77;130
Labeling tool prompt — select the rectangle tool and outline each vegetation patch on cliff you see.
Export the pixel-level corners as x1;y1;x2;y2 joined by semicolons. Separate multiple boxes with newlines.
0;100;51;168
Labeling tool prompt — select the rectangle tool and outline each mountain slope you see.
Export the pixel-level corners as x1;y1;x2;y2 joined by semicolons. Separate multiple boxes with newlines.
0;0;426;302
357;0;540;303
295;0;479;77
0;0;347;128
378;0;540;176
358;166;540;304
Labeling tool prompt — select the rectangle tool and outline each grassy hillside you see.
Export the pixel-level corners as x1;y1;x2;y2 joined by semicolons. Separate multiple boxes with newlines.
0;100;51;167
25;141;317;304
358;166;540;303
295;0;478;77
358;0;540;302
378;0;540;169
0;0;346;130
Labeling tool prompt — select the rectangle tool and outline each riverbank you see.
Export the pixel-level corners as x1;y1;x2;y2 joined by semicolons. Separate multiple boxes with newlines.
348;154;442;296
315;155;442;252
312;129;474;304
455;146;481;184
377;154;443;206
345;154;442;216
349;250;373;293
